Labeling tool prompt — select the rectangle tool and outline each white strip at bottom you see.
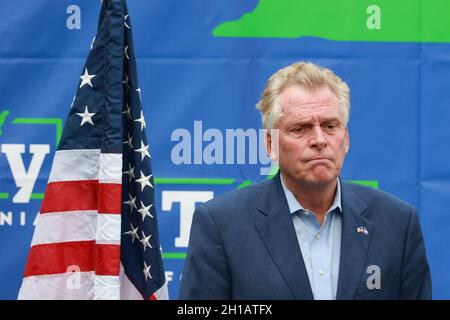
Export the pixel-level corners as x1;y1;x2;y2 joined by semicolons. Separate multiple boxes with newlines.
18;272;121;300
18;272;96;300
94;275;120;300
119;262;144;300
153;281;169;300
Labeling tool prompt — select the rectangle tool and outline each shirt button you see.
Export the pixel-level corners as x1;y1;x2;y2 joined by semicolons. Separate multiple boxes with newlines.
319;270;325;276
316;234;320;240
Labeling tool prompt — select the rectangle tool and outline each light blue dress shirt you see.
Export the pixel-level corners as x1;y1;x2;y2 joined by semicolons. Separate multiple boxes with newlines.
280;175;342;300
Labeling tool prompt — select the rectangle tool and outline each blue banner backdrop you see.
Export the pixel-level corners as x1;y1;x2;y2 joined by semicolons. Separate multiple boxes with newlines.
0;0;449;299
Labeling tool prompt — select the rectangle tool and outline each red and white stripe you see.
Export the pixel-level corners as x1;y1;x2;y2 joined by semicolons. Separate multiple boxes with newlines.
18;149;123;300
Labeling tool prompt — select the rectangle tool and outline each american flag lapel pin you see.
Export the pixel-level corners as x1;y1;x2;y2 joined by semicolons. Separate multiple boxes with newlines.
356;226;369;235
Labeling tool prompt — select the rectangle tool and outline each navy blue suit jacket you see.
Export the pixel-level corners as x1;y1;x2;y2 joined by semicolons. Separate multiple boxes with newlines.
179;174;432;299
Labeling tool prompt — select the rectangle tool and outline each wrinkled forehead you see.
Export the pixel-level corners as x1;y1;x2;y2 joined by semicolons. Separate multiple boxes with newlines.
280;85;342;119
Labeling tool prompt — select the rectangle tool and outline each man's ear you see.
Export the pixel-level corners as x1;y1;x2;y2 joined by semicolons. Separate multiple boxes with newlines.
265;129;279;161
345;126;350;153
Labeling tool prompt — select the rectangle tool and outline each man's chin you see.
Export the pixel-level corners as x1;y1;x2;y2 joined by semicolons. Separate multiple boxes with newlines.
303;173;337;187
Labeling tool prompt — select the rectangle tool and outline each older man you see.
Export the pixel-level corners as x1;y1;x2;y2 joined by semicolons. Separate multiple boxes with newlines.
179;62;431;300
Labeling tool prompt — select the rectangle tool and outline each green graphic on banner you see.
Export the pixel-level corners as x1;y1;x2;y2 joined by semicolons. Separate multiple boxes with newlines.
163;252;187;259
349;180;379;189
12;117;63;146
214;0;450;42
0;111;10;135
155;178;235;185
0;114;63;199
30;194;45;200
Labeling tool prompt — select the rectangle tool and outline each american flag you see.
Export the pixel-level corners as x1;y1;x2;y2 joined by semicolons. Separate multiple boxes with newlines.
18;0;168;300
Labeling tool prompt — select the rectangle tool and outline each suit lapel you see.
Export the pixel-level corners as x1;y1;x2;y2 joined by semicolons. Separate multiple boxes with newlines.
254;174;314;300
336;181;374;300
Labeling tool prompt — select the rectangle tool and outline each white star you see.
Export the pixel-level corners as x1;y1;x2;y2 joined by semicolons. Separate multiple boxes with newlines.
124;14;130;29
79;68;96;88
140;231;153;251
90;36;96;50
143;261;152;282
138;201;154;222
123;163;135;183
122;74;130;91
122;103;132;121
124;45;129;59
134;111;146;132
136;88;142;102
123;133;133;150
76;106;96;126
124;222;139;244
135;140;151;161
136;171;153;191
123;193;137;212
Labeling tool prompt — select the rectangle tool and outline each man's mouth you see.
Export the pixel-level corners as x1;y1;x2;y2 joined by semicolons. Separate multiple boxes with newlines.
308;156;330;162
307;157;332;165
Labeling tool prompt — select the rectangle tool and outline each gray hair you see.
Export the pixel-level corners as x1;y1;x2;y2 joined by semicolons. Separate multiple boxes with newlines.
256;62;350;129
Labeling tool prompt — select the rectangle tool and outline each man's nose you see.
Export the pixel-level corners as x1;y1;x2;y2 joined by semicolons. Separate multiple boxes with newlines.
310;126;327;148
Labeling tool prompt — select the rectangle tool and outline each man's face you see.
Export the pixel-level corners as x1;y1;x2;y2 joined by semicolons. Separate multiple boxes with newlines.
268;85;349;187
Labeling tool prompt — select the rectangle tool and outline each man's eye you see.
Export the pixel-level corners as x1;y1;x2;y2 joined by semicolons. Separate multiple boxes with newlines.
292;127;303;132
327;124;337;129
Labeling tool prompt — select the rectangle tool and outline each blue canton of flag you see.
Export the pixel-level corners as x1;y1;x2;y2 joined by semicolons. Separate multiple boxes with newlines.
18;0;168;300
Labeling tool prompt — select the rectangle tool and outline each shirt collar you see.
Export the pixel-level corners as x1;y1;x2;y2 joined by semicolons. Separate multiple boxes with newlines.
280;173;342;215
